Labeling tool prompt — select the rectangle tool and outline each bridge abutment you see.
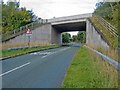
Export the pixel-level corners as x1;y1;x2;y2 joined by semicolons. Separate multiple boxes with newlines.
2;24;52;48
86;20;109;50
51;27;62;45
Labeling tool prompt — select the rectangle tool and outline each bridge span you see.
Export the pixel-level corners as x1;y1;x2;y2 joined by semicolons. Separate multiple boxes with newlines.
3;13;109;49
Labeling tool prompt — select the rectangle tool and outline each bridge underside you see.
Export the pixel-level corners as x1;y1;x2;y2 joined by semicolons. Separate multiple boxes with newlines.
52;21;86;33
51;21;86;45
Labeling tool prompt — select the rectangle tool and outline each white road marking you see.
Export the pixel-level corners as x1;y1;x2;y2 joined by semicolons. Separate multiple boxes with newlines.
41;55;49;59
0;47;70;76
0;62;30;77
41;47;70;59
30;47;71;56
30;47;71;59
30;52;52;55
41;52;55;58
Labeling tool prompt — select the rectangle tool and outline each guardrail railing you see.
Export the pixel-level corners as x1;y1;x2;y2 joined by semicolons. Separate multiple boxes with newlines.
95;15;118;37
2;19;48;42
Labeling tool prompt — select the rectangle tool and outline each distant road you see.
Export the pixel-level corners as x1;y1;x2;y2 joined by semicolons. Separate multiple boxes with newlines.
2;46;79;88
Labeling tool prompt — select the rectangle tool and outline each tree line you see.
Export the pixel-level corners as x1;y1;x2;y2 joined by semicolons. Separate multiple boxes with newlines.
1;1;35;34
94;1;120;47
94;2;120;28
62;31;86;44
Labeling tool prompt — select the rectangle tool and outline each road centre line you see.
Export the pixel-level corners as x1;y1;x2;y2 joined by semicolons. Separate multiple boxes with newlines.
0;62;31;77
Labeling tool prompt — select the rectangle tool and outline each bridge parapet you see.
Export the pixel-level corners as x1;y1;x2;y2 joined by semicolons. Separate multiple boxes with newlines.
48;13;92;23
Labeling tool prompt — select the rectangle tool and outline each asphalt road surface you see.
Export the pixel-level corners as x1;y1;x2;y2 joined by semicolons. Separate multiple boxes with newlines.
1;46;79;88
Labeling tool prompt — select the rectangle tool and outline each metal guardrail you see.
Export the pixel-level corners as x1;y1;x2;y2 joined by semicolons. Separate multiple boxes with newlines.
95;15;118;37
2;19;48;42
85;45;120;70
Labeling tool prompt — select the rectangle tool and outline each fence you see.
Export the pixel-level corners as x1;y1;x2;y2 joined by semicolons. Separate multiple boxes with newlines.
95;15;118;37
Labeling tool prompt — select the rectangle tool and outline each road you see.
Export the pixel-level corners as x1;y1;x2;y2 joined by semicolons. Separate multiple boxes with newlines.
1;46;79;88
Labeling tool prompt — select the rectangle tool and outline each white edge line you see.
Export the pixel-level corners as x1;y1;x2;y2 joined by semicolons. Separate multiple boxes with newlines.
0;62;31;77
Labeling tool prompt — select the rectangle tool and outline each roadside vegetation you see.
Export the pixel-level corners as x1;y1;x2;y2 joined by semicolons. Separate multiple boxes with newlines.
62;31;86;44
94;2;119;29
1;1;37;34
89;16;118;62
92;2;120;48
62;33;71;44
1;45;59;59
61;46;118;88
94;2;120;48
89;2;119;62
89;16;118;48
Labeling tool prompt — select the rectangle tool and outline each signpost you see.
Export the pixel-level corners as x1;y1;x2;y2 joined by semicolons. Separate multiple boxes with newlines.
25;28;32;47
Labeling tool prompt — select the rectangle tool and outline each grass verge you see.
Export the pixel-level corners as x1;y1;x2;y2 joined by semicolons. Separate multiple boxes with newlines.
61;46;118;88
87;44;118;62
1;45;59;59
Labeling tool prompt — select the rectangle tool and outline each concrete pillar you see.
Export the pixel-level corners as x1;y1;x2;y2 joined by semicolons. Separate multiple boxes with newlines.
58;33;62;45
86;20;92;45
51;27;62;45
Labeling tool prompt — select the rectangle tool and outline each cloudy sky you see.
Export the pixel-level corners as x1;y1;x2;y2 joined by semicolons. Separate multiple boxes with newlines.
3;0;98;35
21;0;97;19
4;0;97;19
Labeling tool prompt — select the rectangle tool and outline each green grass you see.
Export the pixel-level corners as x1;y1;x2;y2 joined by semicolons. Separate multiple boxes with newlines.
89;16;118;62
89;16;118;48
1;45;59;59
61;46;118;88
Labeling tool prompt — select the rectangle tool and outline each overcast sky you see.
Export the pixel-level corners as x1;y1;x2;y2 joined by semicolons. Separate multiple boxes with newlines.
3;0;98;35
4;0;97;19
22;0;97;19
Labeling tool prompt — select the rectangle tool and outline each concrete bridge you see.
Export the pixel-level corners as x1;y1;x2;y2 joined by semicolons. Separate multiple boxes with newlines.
47;13;91;45
3;13;109;49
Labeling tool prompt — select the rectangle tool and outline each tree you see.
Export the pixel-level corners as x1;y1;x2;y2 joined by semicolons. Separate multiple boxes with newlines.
94;2;120;20
94;1;120;29
62;33;71;43
72;35;77;42
77;31;86;43
2;1;34;34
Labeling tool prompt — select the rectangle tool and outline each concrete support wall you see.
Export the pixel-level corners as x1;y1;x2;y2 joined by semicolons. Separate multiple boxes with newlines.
51;27;62;45
3;24;52;49
86;20;109;50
